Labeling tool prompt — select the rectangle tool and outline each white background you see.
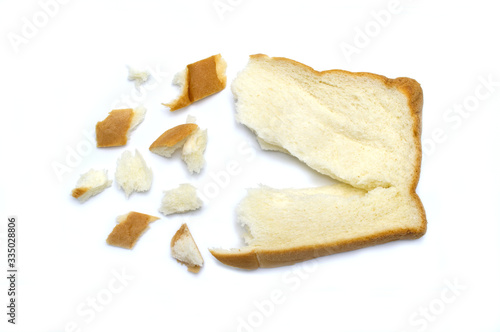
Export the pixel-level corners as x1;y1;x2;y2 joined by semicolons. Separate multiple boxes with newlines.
1;0;499;331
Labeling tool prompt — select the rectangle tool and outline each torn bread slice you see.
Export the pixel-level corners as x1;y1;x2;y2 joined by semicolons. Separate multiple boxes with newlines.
163;54;227;111
210;184;424;269
106;211;159;249
233;55;423;191
149;123;198;158
71;169;112;202
115;149;152;197
210;54;426;269
159;183;202;216
96;106;146;147
171;223;204;273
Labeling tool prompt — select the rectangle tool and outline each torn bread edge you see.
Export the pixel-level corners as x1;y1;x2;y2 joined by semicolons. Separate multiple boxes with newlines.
171;223;204;273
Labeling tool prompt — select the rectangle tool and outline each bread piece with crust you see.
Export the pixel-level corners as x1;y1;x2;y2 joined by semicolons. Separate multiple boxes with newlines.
71;169;112;202
210;54;426;269
163;54;227;111
149;116;207;173
171;223;204;273
96;106;146;147
149;123;198;158
106;211;159;249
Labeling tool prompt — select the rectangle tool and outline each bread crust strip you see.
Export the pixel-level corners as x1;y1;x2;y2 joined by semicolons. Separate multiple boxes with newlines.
163;54;227;111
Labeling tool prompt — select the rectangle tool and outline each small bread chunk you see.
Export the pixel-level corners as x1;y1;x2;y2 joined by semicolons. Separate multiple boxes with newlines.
115;149;152;197
171;223;204;273
106;211;159;249
71;169;112;202
163;54;227;111
127;66;150;88
150;116;207;172
149;123;198;157
96;106;146;147
159;184;202;216
181;117;207;174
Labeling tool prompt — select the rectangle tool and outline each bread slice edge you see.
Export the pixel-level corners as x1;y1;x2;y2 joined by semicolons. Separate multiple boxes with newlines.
210;217;426;269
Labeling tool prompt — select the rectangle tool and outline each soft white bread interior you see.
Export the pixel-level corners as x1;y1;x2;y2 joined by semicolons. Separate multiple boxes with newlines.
171;223;204;273
96;106;146;147
182;128;207;173
150;116;207;173
115;149;153;197
159;183;202;216
233;56;421;191
181;116;208;174
71;169;112;202
210;54;426;269
163;54;227;111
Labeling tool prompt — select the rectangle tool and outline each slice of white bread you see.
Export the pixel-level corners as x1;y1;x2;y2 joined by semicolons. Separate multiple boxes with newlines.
163;54;227;111
115;149;153;197
106;211;159;249
181;116;208;174
171;223;204;273
71;169;112;202
96;106;146;147
159;183;202;216
210;54;426;269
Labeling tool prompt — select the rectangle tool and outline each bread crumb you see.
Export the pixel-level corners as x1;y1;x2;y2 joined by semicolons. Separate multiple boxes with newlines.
127;66;150;89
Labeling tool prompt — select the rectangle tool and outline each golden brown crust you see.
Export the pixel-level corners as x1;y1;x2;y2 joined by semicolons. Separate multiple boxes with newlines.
106;212;159;249
171;223;203;273
71;187;89;198
210;249;259;269
390;77;427;238
96;109;134;147
149;123;198;150
163;54;227;111
212;226;425;269
166;69;191;111
211;55;427;269
187;54;226;102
